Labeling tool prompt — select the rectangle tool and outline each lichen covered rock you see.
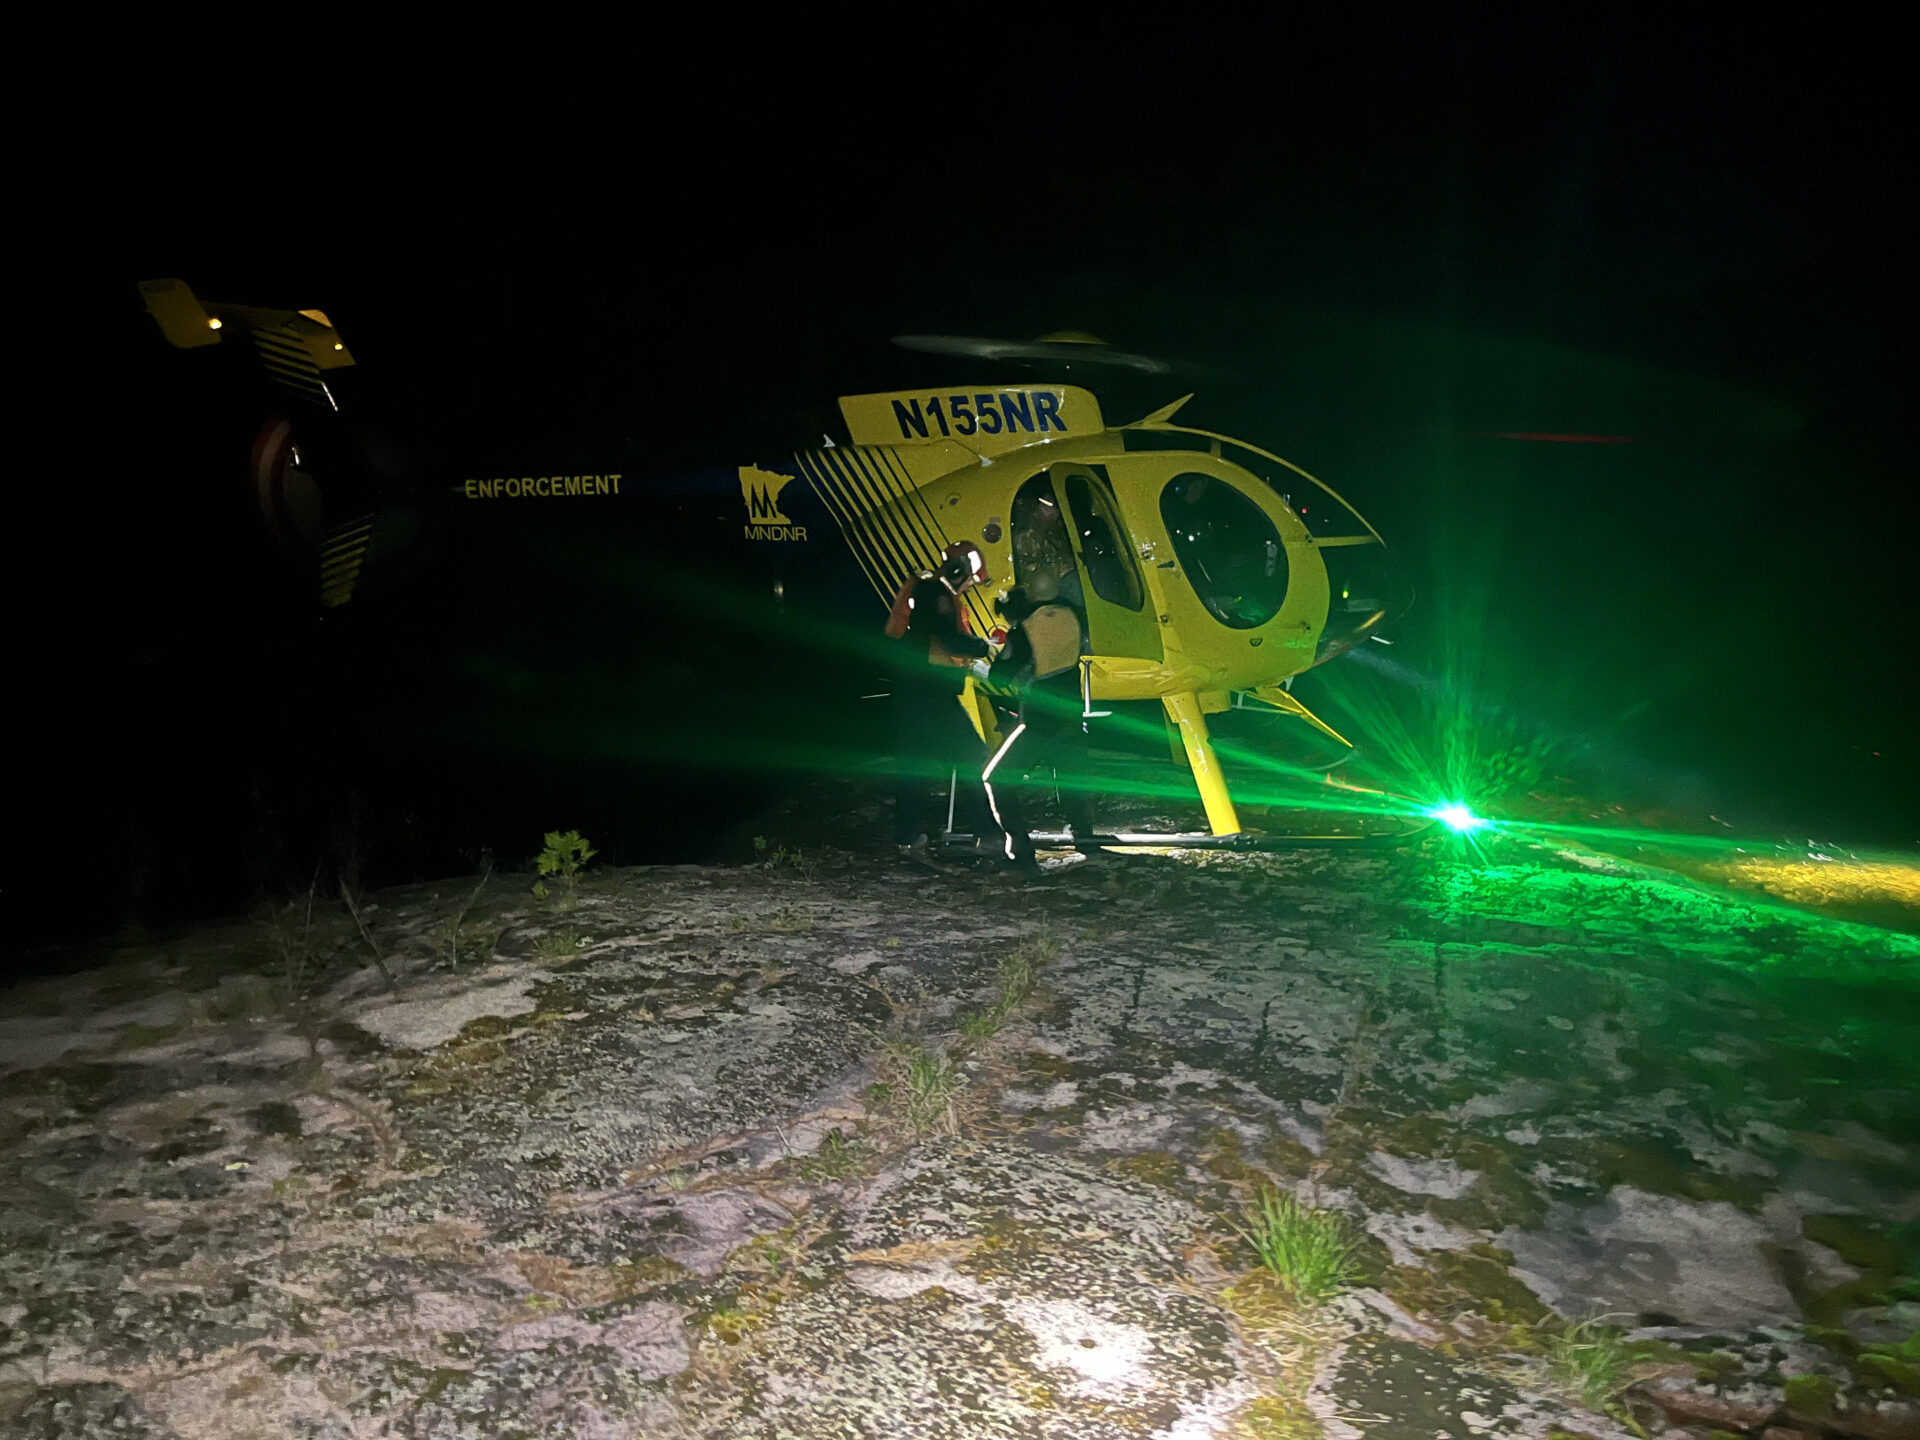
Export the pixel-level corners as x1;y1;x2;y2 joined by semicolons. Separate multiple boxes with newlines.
1;819;1914;1436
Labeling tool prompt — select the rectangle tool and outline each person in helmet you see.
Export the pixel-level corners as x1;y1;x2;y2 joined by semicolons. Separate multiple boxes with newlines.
884;541;997;855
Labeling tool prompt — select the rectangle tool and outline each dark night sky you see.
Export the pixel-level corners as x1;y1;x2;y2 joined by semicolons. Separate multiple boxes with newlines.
12;15;1915;947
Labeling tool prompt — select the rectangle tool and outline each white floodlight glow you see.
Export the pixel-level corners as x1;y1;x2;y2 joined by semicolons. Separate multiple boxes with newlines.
1430;803;1488;833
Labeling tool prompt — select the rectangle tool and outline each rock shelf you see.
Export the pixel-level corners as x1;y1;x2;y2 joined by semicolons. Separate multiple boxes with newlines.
2;835;1915;1437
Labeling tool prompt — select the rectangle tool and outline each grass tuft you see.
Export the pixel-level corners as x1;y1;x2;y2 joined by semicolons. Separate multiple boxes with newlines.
955;930;1057;1042
1544;1315;1635;1410
532;928;582;959
1233;1188;1360;1306
882;1039;964;1136
957;1010;1004;1041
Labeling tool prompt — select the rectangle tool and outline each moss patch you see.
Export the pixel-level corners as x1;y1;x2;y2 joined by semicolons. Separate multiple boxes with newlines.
1579;1140;1771;1209
1221;1271;1346;1440
1802;1324;1860;1356
456;1015;514;1041
1802;1213;1917;1276
1220;1269;1306;1333
1234;1391;1320;1440
1109;1151;1187;1190
695;1288;773;1346
1427;1250;1551;1324
958;1216;1057;1283
249;1101;303;1138
1383;1248;1551;1339
618;1255;688;1285
1199;1126;1252;1182
430;1038;507;1070
114;1020;191;1051
1783;1372;1838;1417
1804;1280;1881;1327
1259;1133;1320;1178
1366;1114;1549;1232
1018;1051;1076;1082
1856;1350;1920;1396
419;1367;472;1403
1689;1348;1745;1385
317;1018;384;1057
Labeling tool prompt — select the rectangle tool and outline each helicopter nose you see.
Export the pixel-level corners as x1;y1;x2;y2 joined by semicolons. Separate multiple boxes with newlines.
1315;542;1414;663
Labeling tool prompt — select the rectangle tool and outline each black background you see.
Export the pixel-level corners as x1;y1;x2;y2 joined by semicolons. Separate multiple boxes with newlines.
12;14;1915;951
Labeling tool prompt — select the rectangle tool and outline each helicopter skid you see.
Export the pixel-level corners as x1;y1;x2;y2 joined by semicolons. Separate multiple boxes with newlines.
934;822;1433;856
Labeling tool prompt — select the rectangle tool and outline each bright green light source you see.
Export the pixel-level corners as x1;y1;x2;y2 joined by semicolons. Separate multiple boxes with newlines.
1430;803;1489;833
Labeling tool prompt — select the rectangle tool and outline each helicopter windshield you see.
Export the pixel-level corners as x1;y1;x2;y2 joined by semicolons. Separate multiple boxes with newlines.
1214;441;1410;657
1158;472;1288;629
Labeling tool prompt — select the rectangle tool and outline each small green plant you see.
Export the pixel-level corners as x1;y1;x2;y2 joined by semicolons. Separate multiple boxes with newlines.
797;1127;864;1181
270;869;323;1005
430;853;495;971
730;905;814;934
532;928;583;959
882;1040;963;1136
955;931;1056;1043
753;835;818;882
705;1304;757;1345
1233;1188;1360;1307
1545;1315;1635;1410
533;830;596;905
435;919;500;970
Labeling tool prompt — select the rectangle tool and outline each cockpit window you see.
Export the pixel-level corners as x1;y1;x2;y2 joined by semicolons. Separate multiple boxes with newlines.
1223;442;1375;539
1061;471;1145;611
1159;472;1288;629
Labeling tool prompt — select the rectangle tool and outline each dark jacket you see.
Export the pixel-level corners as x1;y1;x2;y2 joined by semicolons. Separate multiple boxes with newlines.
892;575;987;694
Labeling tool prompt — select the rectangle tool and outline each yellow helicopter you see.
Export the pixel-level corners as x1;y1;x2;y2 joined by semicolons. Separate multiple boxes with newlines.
140;280;1411;846
777;372;1408;841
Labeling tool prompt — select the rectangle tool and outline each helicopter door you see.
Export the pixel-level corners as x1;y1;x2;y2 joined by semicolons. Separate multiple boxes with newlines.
1030;464;1162;663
